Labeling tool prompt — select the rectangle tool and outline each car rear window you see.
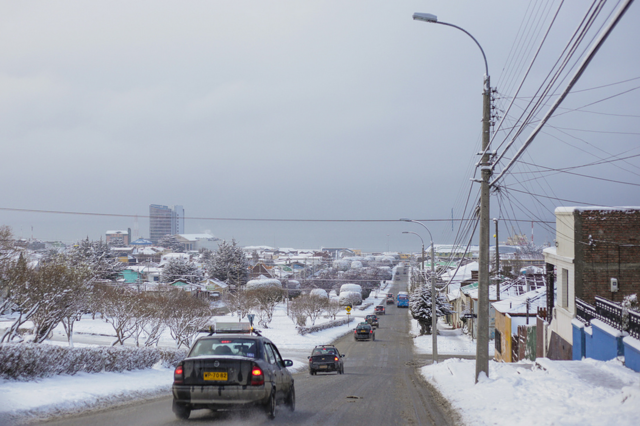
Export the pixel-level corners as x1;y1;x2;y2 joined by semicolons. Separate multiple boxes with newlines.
189;338;259;358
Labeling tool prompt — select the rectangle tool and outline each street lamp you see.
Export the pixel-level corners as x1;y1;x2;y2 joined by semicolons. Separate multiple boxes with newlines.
413;12;492;382
400;218;438;364
402;231;424;272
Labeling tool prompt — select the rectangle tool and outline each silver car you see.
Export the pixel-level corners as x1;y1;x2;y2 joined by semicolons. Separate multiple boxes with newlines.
172;334;295;420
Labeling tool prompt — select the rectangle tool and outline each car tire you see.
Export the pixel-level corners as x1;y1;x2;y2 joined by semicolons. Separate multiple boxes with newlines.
373;334;376;341
265;388;276;420
309;369;314;376
285;384;296;412
172;401;191;420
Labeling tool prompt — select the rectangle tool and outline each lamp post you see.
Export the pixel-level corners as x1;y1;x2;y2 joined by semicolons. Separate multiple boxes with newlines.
412;12;491;381
400;218;438;364
402;231;424;272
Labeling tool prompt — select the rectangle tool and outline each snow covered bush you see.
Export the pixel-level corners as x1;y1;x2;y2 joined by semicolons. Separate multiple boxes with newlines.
338;291;362;306
339;283;362;295
350;261;363;269
0;343;167;381
245;278;282;289
309;288;328;299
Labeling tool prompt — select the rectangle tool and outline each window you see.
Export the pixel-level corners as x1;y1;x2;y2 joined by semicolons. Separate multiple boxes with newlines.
264;343;276;365
561;268;569;308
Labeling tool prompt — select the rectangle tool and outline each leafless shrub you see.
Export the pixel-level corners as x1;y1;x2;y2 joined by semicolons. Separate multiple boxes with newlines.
249;286;285;328
164;290;212;349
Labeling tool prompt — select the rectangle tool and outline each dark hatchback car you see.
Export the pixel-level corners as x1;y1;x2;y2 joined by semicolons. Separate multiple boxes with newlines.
365;314;379;328
354;322;375;341
172;332;295;420
308;345;345;375
374;305;385;315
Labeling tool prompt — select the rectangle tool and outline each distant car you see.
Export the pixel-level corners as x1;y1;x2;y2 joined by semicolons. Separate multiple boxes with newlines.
308;345;345;375
172;328;295;420
354;323;375;341
386;297;395;305
387;293;394;299
365;314;379;328
374;305;385;315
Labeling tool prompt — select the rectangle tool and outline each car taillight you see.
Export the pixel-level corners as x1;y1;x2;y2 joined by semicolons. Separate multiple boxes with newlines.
174;364;184;384
251;365;264;386
334;356;339;361
370;329;373;334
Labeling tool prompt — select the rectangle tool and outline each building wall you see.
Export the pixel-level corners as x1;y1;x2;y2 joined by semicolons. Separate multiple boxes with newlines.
574;209;640;304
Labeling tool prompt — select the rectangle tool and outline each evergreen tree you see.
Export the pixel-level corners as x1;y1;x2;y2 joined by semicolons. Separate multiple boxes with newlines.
409;285;453;335
207;239;248;287
162;257;201;283
68;237;124;281
157;234;185;252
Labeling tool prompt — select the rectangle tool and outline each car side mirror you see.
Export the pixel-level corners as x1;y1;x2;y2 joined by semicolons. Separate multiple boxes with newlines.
283;360;293;367
307;356;311;359
341;354;345;358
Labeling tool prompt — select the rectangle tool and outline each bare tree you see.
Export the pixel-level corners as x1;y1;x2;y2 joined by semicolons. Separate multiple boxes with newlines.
324;299;341;321
249;286;285;328
287;296;309;327
303;295;327;326
164;290;211;349
137;292;169;347
224;290;256;319
97;285;140;346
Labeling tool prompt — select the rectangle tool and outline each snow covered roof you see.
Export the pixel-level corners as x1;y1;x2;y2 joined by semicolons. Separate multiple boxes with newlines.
130;238;153;245
106;230;128;234
461;274;547;302
492;286;547;315
442;262;478;282
555;206;640;213
177;233;218;242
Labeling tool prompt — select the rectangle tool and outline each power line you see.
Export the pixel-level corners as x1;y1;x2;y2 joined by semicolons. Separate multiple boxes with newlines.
0;207;553;224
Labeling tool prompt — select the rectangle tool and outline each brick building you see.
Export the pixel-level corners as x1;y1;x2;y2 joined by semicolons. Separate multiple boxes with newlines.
543;206;640;360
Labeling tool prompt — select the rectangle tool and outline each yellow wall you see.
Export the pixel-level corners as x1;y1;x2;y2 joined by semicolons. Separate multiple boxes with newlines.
494;311;512;362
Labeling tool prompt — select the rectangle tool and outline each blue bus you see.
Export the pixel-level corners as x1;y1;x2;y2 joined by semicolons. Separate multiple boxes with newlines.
396;292;409;308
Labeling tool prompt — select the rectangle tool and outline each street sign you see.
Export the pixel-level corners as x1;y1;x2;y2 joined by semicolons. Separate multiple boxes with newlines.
247;314;255;326
345;306;352;313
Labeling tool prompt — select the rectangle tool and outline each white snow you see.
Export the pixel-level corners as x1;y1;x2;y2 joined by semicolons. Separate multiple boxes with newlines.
420;357;640;426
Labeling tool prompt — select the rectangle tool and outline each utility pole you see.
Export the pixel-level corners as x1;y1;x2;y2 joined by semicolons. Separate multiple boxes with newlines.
494;218;500;301
476;73;491;382
412;11;491;380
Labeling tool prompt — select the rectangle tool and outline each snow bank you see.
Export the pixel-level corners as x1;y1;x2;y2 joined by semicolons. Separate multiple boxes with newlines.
421;357;640;426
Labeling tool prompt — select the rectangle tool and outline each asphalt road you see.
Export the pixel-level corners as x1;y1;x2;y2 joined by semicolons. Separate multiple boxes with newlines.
38;266;459;426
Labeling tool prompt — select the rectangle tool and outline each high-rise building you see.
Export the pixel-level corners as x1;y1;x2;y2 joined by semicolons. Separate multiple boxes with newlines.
149;204;185;243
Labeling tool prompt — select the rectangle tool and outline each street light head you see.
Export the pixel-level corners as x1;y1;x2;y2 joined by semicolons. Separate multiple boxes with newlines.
402;231;409;234
399;218;412;222
413;13;438;23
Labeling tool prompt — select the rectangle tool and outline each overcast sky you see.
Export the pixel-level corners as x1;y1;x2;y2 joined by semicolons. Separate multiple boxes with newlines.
1;1;638;253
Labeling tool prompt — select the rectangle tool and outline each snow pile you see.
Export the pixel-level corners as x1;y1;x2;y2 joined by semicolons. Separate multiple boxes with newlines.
338;291;362;306
421;357;640;426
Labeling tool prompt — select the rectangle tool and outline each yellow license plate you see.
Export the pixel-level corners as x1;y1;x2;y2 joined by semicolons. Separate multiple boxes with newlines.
203;372;228;381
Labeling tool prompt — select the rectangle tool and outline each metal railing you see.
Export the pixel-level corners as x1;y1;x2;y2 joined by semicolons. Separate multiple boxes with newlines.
575;298;597;326
629;310;640;339
595;296;624;330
